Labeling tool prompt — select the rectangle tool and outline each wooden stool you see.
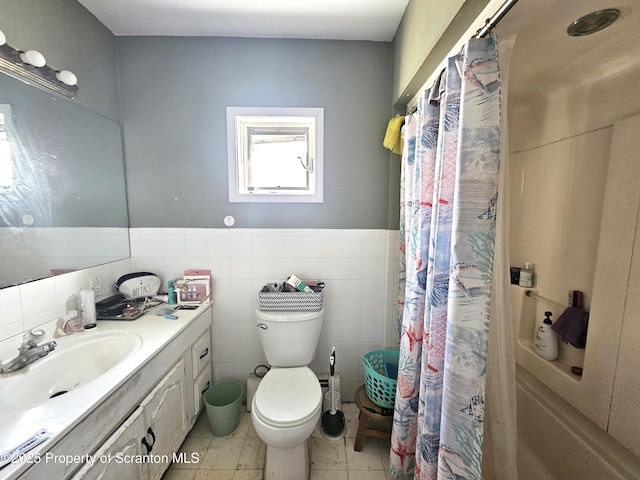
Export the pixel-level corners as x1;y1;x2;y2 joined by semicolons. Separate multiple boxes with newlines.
353;384;393;451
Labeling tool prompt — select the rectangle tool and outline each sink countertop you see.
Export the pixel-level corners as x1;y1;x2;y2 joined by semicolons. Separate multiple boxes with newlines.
0;302;211;479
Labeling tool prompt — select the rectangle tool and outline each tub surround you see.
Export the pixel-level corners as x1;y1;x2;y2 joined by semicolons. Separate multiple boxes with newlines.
0;303;212;480
511;111;640;436
508;36;640;474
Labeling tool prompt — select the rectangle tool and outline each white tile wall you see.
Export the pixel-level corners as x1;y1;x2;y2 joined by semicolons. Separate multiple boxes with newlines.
0;258;133;360
0;228;401;403
130;228;401;401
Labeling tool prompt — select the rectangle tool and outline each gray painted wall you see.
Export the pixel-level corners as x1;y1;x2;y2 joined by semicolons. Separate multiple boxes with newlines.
117;36;396;229
2;0;121;121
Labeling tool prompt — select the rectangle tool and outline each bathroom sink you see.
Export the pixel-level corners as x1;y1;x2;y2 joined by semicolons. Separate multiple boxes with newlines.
0;330;142;407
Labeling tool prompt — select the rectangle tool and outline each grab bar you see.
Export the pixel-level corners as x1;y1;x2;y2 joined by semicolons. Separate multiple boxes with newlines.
524;290;566;310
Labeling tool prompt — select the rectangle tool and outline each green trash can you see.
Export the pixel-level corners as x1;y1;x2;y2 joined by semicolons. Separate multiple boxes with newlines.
203;381;244;436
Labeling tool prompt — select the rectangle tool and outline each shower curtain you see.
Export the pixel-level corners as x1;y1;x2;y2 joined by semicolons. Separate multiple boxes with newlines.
390;35;505;480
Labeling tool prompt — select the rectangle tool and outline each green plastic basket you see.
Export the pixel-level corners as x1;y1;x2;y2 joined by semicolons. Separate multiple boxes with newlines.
363;350;399;409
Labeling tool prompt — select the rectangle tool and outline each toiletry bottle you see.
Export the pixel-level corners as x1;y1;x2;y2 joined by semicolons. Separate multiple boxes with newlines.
534;311;558;360
519;262;534;288
168;280;177;304
80;288;97;328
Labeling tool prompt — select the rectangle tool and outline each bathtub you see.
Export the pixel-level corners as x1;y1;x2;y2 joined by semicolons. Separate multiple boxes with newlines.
515;365;640;480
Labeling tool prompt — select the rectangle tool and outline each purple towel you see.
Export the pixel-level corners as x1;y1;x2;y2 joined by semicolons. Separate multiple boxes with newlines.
551;306;589;349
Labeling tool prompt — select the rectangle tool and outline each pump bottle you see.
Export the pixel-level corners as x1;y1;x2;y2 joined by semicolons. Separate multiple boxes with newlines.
534;311;558;360
519;262;534;287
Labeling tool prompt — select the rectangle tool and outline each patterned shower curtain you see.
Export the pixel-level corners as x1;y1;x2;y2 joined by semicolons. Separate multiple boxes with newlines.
390;36;502;480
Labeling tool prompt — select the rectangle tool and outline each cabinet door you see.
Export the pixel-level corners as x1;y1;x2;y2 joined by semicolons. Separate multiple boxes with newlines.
72;407;147;480
141;359;187;480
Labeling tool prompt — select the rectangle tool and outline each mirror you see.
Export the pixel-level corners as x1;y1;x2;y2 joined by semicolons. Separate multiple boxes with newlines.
0;72;129;288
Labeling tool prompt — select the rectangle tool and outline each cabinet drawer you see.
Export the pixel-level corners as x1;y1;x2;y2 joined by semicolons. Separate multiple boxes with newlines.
191;330;211;377
194;363;213;414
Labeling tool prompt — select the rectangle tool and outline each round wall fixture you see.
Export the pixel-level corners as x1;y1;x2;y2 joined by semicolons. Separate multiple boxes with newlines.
567;8;620;36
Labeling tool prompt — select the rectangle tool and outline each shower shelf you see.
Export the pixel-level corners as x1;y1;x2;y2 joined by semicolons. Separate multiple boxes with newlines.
519;340;584;381
520;289;585;381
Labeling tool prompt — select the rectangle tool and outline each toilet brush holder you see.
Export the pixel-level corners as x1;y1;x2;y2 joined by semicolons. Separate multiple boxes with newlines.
323;390;342;413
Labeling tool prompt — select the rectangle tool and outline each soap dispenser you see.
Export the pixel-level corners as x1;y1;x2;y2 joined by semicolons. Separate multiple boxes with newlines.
534;311;558;360
519;262;534;287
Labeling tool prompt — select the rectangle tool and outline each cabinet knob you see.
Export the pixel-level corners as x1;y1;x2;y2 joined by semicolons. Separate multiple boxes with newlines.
146;427;156;447
141;426;156;455
199;347;209;359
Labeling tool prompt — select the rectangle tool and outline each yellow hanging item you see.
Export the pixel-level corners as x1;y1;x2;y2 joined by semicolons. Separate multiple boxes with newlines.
383;115;404;155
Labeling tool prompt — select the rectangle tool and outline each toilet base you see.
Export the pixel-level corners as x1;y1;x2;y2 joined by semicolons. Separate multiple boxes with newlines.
264;440;309;480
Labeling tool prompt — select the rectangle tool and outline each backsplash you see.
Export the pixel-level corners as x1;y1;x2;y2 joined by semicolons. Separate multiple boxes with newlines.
0;228;401;402
0;258;134;359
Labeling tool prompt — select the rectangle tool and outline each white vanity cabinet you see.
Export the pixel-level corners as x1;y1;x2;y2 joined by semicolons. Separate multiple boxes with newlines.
72;403;147;480
138;359;187;480
13;305;213;480
73;360;187;480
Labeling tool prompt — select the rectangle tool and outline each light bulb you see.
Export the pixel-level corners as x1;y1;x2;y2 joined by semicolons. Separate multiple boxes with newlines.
19;50;46;67
56;70;77;86
0;30;6;47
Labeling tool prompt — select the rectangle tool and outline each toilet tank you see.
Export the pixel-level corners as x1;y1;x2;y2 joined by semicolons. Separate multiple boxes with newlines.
255;309;324;367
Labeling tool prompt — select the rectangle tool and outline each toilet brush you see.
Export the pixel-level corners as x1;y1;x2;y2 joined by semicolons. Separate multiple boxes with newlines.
321;348;345;436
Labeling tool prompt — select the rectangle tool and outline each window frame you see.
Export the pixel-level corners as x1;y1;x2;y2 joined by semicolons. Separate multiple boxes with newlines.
0;105;15;193
226;107;324;203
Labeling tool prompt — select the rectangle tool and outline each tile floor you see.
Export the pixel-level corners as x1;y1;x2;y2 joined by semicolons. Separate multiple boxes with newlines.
162;402;393;480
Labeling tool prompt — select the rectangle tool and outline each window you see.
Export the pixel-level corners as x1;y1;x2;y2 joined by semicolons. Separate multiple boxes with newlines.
227;107;323;203
0;105;14;193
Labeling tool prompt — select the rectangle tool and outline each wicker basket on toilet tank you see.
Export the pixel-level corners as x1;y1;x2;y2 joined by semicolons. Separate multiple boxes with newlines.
258;288;323;312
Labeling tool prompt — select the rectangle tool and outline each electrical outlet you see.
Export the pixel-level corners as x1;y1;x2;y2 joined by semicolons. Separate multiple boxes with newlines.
90;274;103;297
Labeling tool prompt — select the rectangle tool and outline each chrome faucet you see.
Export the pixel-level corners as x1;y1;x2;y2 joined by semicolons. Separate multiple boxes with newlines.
0;328;57;373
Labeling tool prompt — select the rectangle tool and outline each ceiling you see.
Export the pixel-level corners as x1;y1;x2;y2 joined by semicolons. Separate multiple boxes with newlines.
76;0;410;41
494;0;639;99
76;0;639;102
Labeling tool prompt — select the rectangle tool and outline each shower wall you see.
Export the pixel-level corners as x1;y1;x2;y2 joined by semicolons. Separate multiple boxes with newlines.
509;42;640;479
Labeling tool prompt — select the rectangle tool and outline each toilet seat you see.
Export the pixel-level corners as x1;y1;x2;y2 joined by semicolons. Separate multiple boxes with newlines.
254;367;322;428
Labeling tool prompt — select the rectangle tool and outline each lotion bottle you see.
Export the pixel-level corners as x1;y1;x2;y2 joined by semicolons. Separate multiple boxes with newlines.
519;262;534;287
534;311;558;360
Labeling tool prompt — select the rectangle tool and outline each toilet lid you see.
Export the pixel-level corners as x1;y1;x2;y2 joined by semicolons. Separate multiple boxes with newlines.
254;367;322;427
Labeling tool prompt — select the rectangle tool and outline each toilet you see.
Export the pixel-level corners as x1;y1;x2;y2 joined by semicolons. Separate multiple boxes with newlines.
251;309;324;480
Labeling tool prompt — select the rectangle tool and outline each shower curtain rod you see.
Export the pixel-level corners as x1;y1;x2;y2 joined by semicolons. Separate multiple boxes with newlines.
406;0;519;115
474;0;519;38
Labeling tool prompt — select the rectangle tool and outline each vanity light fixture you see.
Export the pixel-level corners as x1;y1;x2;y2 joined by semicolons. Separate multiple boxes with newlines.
0;29;78;97
19;49;46;67
56;70;78;86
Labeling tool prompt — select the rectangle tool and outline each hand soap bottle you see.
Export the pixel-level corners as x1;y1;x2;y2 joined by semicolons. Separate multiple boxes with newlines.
534;311;558;360
519;262;534;287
